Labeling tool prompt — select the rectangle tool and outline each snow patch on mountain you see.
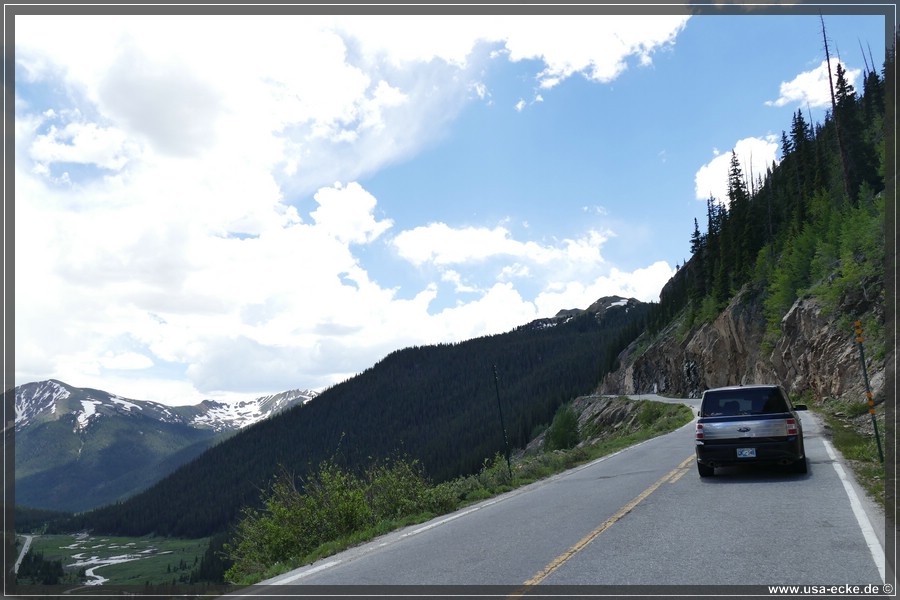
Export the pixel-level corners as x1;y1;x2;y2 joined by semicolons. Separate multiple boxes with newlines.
189;389;316;431
13;380;317;433
14;380;71;430
524;296;638;332
76;400;100;431
111;397;141;412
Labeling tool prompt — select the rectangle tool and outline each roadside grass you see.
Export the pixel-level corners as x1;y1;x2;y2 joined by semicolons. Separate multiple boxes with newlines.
485;402;693;496
227;397;694;585
810;399;885;508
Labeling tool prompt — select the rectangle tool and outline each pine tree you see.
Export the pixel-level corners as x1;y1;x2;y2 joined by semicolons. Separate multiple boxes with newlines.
726;151;754;282
689;217;703;255
790;110;812;201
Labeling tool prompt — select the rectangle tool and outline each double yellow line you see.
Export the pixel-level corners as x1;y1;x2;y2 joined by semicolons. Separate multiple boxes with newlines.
520;453;695;589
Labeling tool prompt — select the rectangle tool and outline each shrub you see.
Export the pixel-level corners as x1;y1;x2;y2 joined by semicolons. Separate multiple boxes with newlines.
424;481;458;514
477;453;513;489
305;460;372;541
637;401;666;428
544;404;579;451
366;457;429;521
225;457;447;583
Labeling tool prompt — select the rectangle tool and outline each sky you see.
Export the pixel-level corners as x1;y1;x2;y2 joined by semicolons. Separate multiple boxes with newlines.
10;6;891;405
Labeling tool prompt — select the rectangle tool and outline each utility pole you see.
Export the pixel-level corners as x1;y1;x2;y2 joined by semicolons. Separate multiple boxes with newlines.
492;364;513;479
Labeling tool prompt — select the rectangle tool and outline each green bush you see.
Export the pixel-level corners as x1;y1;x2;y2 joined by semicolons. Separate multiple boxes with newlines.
544;404;579;451
424;482;458;514
477;453;513;489
306;461;372;541
696;294;723;325
637;401;665;428
365;458;428;521
225;457;438;583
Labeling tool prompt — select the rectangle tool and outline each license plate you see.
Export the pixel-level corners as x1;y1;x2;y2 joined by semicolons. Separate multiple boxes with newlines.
737;448;756;458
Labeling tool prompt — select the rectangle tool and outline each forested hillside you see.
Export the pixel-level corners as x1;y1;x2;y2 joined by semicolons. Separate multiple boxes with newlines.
648;43;889;344
57;299;650;538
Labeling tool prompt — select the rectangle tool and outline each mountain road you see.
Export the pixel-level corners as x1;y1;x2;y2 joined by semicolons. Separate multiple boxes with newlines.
13;535;34;575
240;395;890;594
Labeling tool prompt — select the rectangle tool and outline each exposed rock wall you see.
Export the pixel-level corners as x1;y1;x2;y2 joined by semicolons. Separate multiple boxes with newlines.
599;286;886;405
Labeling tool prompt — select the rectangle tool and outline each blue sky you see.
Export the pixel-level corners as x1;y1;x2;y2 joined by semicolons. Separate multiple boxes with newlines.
12;8;890;404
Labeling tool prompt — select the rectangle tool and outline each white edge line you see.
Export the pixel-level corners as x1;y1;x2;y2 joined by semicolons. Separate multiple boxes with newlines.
404;499;500;537
823;438;886;583
274;559;342;584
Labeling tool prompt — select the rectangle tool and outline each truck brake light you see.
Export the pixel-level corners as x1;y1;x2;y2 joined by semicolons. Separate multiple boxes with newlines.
695;423;704;439
786;419;798;435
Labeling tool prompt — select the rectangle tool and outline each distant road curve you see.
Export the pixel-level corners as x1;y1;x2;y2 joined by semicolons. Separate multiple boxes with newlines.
14;535;34;574
615;392;700;412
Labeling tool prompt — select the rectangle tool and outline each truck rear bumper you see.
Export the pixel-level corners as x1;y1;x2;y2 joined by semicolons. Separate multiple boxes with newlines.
695;437;804;467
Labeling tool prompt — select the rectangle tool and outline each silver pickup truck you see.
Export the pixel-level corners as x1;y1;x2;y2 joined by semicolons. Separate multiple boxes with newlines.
695;384;808;477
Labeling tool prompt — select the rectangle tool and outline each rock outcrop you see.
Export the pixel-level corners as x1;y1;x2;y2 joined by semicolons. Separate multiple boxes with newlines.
599;284;887;405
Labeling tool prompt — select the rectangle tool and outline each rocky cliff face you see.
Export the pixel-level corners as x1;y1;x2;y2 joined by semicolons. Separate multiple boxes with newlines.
599;284;887;405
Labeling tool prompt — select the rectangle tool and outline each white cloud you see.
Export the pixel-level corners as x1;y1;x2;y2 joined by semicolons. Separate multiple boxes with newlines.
694;136;780;204
16;13;691;196
534;260;676;312
424;283;539;342
391;220;669;308
394;223;518;266
442;270;482;294
499;264;531;281
29;120;136;171
15;14;691;402
99;351;155;371
502;15;688;88
310;182;393;244
766;59;861;108
392;223;609;270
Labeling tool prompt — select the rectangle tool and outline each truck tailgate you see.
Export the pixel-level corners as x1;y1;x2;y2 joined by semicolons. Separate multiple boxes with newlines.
699;415;793;440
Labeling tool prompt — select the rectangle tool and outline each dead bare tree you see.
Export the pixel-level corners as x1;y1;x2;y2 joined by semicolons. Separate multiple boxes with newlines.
820;14;853;201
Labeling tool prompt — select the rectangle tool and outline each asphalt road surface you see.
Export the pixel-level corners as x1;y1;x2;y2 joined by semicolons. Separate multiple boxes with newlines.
243;396;890;595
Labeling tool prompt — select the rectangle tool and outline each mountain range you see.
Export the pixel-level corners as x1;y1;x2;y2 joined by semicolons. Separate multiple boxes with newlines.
13;380;316;512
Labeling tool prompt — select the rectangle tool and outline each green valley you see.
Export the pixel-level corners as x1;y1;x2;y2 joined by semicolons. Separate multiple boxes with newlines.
16;533;213;591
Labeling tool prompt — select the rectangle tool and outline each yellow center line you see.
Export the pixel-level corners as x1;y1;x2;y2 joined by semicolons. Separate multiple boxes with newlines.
668;466;690;484
517;453;695;591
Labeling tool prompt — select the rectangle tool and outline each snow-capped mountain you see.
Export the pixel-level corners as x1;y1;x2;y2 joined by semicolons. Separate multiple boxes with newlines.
14;379;317;433
11;380;317;513
179;389;317;432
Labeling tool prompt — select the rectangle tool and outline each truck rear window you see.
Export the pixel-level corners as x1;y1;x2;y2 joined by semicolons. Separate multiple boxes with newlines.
701;387;789;416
